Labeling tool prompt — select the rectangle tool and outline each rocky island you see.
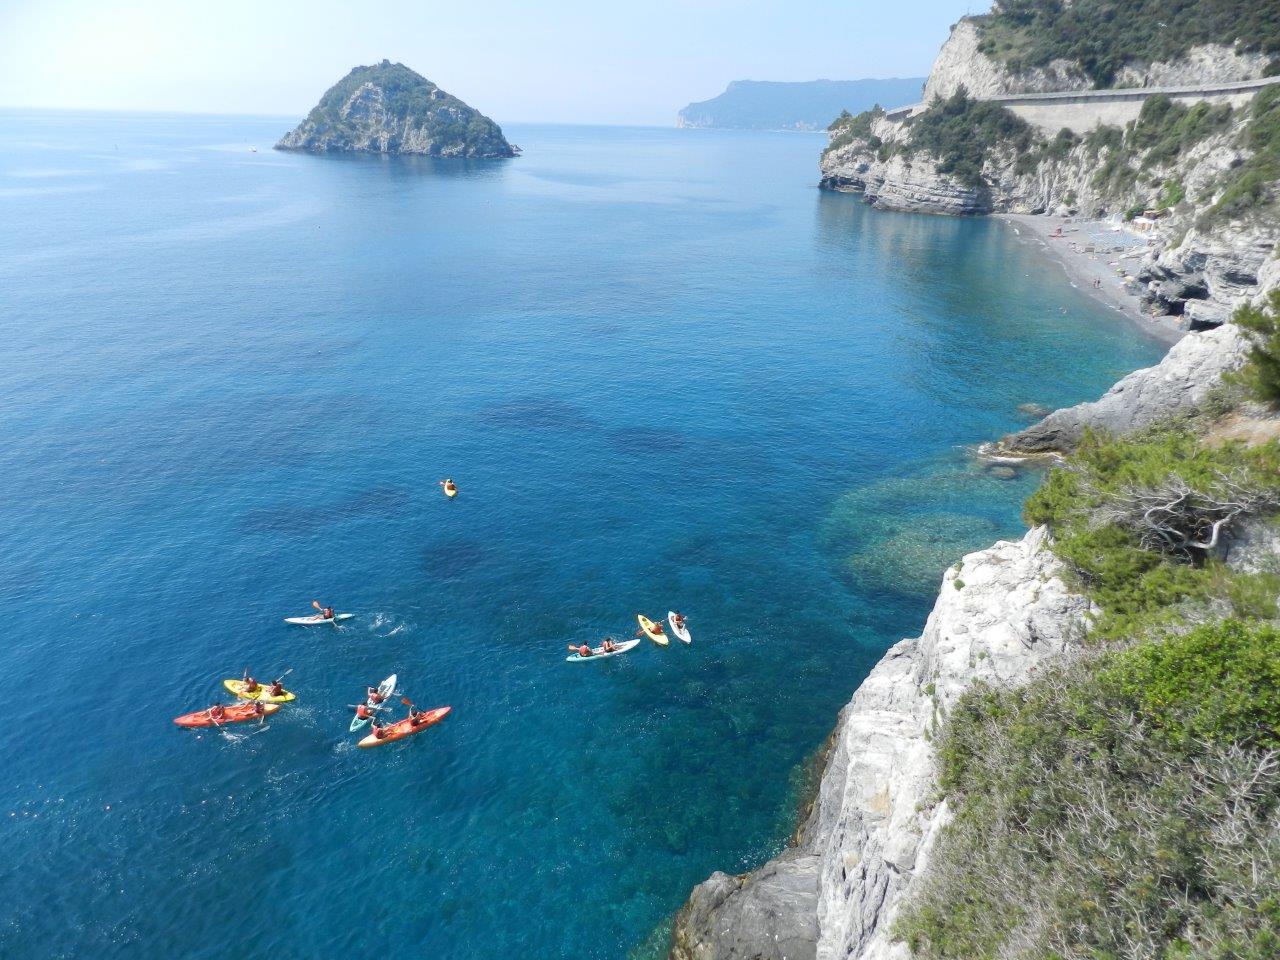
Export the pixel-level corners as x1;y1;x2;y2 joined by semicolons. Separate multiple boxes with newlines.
275;60;516;158
671;1;1280;958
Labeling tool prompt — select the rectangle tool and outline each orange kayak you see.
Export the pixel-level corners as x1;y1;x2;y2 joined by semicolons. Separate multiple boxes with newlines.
174;702;280;728
358;706;451;748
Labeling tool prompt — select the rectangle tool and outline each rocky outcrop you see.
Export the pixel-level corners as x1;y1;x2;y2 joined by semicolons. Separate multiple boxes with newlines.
999;323;1251;454
923;19;1089;101
276;61;515;159
670;527;1093;959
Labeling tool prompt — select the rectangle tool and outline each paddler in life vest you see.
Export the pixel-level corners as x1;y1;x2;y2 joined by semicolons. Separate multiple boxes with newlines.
407;706;426;727
252;701;267;722
241;671;260;694
439;478;457;495
268;679;285;698
208;704;227;722
601;637;618;653
366;685;387;706
672;612;687;631
568;643;593;658
371;721;387;740
351;702;375;722
636;620;664;639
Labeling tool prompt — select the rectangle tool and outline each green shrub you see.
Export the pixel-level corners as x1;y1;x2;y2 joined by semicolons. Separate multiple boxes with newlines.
1104;620;1280;748
1233;290;1280;405
975;0;1280;87
1130;96;1234;169
898;88;1037;187
1024;428;1280;638
823;105;885;156
899;622;1280;959
1202;85;1280;225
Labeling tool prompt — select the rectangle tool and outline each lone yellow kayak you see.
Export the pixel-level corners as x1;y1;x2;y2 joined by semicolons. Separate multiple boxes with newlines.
637;614;668;647
223;679;296;703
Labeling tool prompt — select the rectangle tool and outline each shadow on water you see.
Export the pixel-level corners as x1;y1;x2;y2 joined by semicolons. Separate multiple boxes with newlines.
283;149;514;182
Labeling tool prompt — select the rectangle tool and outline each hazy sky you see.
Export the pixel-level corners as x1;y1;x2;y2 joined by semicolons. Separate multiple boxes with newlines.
0;0;980;125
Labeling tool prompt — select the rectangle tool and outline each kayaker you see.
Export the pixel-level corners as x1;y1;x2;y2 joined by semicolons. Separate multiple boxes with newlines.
367;686;386;705
408;707;426;727
241;671;259;693
602;638;617;653
252;701;266;721
322;606;335;620
351;703;374;721
637;621;664;638
268;679;285;698
672;612;687;630
209;704;226;721
568;643;593;658
371;722;387;740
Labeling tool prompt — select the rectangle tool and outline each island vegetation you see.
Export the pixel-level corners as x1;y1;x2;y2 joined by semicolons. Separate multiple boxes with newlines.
276;60;514;159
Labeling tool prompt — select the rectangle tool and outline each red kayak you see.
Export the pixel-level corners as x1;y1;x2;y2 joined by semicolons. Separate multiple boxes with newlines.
174;702;280;728
358;706;451;748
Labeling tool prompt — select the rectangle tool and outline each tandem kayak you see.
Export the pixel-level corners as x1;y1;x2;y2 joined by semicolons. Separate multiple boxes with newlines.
224;679;296;703
566;638;641;662
174;703;280;728
358;706;451;748
284;613;355;626
637;615;668;646
350;673;397;732
667;612;692;645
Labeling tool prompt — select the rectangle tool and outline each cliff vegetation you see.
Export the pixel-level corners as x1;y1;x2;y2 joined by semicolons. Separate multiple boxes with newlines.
894;300;1280;957
975;0;1280;86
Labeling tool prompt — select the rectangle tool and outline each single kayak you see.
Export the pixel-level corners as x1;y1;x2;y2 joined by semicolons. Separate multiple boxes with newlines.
350;673;398;732
174;703;280;728
358;706;451;748
284;613;355;626
224;679;296;703
667;612;692;645
566;638;641;662
637;615;668;647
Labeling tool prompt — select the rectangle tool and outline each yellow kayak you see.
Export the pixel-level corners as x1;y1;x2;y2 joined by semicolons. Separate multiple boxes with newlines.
223;679;296;703
637;614;668;647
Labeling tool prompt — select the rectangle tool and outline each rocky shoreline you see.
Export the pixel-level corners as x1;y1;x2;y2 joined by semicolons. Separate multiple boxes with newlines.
668;7;1280;958
998;213;1185;344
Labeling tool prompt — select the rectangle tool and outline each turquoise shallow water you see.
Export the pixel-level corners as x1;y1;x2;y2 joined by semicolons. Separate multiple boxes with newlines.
0;113;1164;959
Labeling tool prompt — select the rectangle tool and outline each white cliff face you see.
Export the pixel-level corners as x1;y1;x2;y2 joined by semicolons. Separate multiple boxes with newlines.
671;528;1093;960
922;19;1089;101
1114;44;1275;88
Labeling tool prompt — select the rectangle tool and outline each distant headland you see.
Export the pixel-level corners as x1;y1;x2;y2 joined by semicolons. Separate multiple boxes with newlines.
276;61;517;158
676;78;924;131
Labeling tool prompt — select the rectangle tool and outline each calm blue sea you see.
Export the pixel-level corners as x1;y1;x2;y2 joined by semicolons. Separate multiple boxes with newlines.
0;113;1163;959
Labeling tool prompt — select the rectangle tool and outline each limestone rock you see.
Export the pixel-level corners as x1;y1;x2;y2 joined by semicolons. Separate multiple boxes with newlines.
1001;323;1251;453
671;528;1093;960
923;19;1089;101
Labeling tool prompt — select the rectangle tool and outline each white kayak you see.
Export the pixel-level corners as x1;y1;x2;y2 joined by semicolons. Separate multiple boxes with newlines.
350;673;397;732
565;638;641;662
667;612;691;644
284;613;355;626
